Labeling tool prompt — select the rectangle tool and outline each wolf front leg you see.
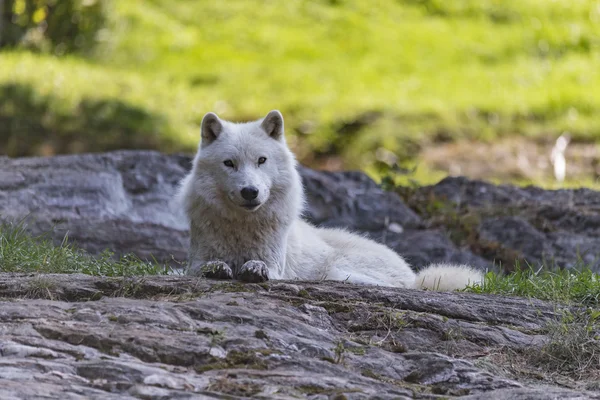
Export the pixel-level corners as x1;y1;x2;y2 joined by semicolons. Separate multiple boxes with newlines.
236;241;288;283
186;256;233;280
237;260;269;283
186;223;234;279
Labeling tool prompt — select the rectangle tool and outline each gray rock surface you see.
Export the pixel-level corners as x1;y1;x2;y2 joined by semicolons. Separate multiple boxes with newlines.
0;151;488;271
0;151;191;264
409;176;600;271
0;273;597;399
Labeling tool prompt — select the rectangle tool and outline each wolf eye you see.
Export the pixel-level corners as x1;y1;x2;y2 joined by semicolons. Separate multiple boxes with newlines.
223;160;235;168
258;157;267;165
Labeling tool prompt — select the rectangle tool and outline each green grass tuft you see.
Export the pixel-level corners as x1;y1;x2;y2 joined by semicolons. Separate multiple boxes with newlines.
3;220;600;307
465;265;600;306
0;221;172;276
534;307;600;379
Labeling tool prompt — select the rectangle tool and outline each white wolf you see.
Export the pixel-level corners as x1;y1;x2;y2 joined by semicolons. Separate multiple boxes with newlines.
175;110;483;291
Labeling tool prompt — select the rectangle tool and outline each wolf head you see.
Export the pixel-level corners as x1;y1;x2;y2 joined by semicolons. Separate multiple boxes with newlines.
186;110;302;216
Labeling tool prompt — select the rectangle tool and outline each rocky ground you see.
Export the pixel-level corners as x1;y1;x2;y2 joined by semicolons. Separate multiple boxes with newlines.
1;273;598;399
1;150;600;398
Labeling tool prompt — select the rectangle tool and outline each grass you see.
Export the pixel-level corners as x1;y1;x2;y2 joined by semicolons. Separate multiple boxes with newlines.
2;0;600;184
0;221;172;276
464;264;600;380
534;307;600;379
466;265;600;306
3;219;600;307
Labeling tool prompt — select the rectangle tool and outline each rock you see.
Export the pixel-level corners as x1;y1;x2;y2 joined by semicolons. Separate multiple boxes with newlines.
462;387;600;400
299;167;422;231
478;217;552;264
0;273;597;399
0;151;489;271
410;176;600;270
0;151;191;263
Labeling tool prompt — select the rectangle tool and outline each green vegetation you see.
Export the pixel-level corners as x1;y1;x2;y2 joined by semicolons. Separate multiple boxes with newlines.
466;266;600;379
1;0;109;54
1;0;600;184
2;221;600;307
0;221;171;276
534;308;600;379
466;265;600;306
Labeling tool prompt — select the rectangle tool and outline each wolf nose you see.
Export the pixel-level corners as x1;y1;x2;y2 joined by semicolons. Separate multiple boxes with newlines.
241;186;259;201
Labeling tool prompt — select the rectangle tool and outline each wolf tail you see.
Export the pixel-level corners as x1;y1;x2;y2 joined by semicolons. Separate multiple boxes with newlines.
413;263;484;291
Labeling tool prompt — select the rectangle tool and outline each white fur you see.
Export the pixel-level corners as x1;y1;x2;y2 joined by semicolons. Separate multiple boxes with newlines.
175;110;484;291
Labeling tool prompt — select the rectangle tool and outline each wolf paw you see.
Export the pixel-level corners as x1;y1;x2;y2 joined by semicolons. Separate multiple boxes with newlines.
238;260;269;283
199;261;233;280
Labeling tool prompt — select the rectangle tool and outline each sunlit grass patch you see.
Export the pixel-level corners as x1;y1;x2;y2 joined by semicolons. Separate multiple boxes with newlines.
466;264;600;306
0;220;172;276
0;52;199;157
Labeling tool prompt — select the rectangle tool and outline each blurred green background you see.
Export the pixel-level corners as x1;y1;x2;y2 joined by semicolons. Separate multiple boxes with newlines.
1;0;600;187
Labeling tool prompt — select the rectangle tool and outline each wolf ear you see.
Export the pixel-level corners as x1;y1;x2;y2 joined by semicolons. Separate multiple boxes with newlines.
200;112;222;147
260;110;284;140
